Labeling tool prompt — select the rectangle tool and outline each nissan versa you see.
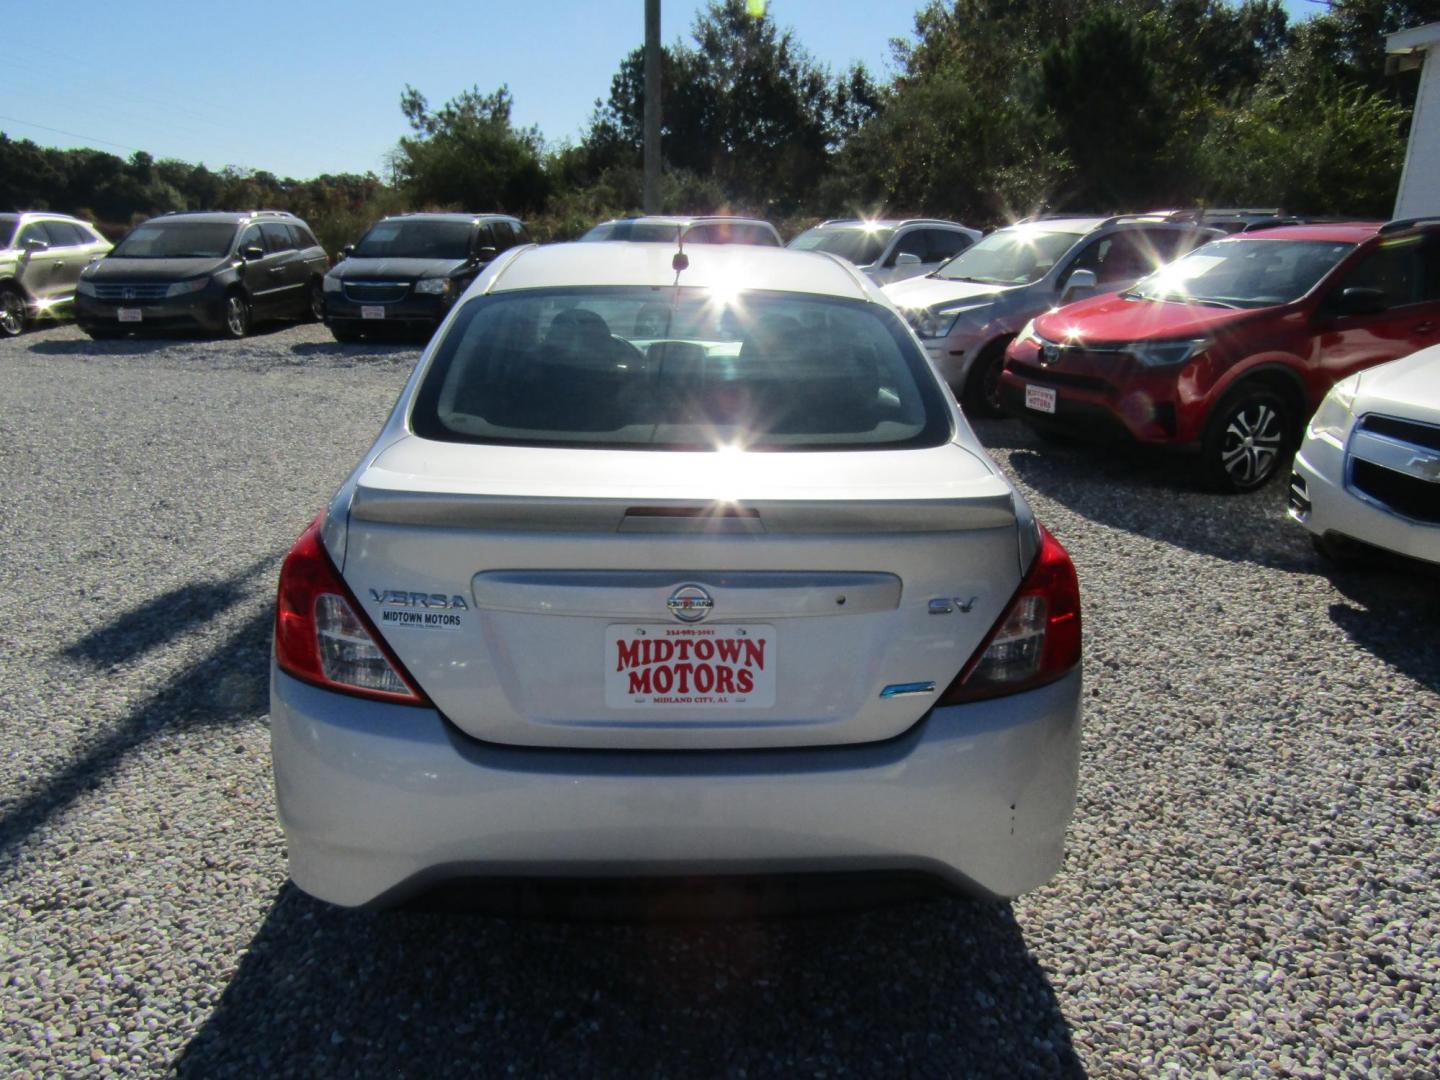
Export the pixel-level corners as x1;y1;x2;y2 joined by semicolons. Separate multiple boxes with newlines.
271;242;1083;908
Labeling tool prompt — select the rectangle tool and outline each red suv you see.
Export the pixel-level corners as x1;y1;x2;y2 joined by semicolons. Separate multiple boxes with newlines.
1000;220;1440;491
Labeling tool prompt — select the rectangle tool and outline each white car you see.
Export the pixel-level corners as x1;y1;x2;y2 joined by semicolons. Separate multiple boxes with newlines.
1290;345;1440;565
270;242;1082;908
788;218;981;286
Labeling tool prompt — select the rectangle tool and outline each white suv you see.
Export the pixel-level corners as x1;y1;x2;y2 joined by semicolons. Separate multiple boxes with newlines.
788;219;981;286
0;212;112;336
883;214;1219;414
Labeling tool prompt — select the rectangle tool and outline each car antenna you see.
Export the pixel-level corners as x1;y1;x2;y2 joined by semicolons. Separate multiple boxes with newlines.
672;226;689;274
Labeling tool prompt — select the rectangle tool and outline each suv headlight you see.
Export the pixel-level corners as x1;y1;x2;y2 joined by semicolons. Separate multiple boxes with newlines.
914;298;993;339
323;275;342;293
415;278;452;296
1127;338;1210;368
1016;318;1042;347
76;279;98;297
1308;374;1361;444
165;278;208;298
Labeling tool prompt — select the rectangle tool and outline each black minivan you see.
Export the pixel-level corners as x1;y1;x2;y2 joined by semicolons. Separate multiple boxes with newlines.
76;210;329;339
323;213;530;341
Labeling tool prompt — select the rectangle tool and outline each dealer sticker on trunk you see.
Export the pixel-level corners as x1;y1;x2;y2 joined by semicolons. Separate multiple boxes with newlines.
606;624;775;709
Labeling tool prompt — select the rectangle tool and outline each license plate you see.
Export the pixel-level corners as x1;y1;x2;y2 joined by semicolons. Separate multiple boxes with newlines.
361;305;385;320
117;308;142;323
605;624;775;709
1025;384;1057;414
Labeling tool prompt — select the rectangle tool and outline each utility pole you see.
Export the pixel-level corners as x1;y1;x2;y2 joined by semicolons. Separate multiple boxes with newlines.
643;0;661;213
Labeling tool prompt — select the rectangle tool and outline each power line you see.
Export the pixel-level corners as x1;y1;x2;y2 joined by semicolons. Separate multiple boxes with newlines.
0;115;140;154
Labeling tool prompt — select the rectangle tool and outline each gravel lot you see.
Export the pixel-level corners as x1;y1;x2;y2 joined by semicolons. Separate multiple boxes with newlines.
1;321;1436;1077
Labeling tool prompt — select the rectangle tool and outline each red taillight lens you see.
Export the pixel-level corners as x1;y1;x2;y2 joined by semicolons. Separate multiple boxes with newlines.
940;524;1081;704
274;515;428;705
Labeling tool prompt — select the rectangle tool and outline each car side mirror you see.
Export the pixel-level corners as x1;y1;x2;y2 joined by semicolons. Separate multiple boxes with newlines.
475;245;498;262
242;244;266;261
1061;268;1098;305
340;244;354;259
24;237;49;254
1333;286;1387;317
894;252;922;268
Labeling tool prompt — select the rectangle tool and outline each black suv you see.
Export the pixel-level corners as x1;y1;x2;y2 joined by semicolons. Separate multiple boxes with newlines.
323;213;530;341
75;210;328;339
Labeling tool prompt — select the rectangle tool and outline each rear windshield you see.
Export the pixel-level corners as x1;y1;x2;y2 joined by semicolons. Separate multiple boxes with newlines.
410;286;953;451
788;227;891;267
112;221;237;259
354;220;473;260
1127;237;1357;308
683;223;779;246
580;221;685;243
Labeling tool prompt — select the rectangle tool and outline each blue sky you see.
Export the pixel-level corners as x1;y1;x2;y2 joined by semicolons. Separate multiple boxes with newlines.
4;0;1320;180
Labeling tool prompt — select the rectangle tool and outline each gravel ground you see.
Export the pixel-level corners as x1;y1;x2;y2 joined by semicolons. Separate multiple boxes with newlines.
1;321;1436;1078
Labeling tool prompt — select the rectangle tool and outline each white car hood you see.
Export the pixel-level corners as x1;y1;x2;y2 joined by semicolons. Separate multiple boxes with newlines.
882;276;1010;311
1355;346;1440;424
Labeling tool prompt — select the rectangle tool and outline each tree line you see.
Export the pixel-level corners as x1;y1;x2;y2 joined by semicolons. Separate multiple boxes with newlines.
1;0;1432;250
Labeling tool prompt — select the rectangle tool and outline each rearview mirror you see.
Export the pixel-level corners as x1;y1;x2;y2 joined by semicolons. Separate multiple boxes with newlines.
1061;268;1098;305
894;252;922;268
242;244;265;261
1334;286;1387;317
340;244;354;259
475;245;498;262
24;237;49;254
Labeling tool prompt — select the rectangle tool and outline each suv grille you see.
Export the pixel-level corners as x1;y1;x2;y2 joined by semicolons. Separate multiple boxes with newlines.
92;283;169;302
1358;415;1440;453
343;281;410;303
1348;414;1440;524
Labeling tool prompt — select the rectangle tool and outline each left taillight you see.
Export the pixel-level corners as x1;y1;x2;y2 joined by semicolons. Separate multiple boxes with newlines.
274;515;429;705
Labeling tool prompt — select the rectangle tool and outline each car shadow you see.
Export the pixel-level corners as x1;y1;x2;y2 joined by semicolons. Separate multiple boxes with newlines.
60;555;274;669
1323;556;1440;695
0;606;273;863
290;341;419;359
972;419;1316;572
174;884;1083;1077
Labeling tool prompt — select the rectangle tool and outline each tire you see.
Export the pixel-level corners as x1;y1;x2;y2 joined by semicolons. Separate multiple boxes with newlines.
220;291;250;339
1199;385;1292;493
0;286;28;338
963;338;1011;418
306;279;325;322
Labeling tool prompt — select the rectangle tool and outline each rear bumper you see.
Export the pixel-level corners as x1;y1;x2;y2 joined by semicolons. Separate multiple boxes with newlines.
1291;436;1440;564
270;666;1083;907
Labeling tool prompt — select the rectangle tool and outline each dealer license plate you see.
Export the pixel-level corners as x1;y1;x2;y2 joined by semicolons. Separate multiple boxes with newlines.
361;305;386;320
1025;384;1057;414
605;624;775;709
117;308;142;323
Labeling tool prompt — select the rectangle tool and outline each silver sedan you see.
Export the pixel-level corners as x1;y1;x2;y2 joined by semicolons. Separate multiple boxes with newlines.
269;242;1083;908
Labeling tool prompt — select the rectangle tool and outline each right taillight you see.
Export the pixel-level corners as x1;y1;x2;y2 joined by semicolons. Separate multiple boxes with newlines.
274;515;429;706
940;524;1081;704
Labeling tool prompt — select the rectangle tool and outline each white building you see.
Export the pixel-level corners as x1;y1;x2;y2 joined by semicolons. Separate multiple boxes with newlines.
1388;22;1440;219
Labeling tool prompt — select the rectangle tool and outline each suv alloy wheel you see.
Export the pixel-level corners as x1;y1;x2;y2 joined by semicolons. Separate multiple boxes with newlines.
1201;386;1292;493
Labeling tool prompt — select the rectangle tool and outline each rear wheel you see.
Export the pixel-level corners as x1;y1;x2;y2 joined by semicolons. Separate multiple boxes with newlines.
1199;385;1292;493
306;279;325;322
963;338;1011;418
220;291;250;339
0;287;28;338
